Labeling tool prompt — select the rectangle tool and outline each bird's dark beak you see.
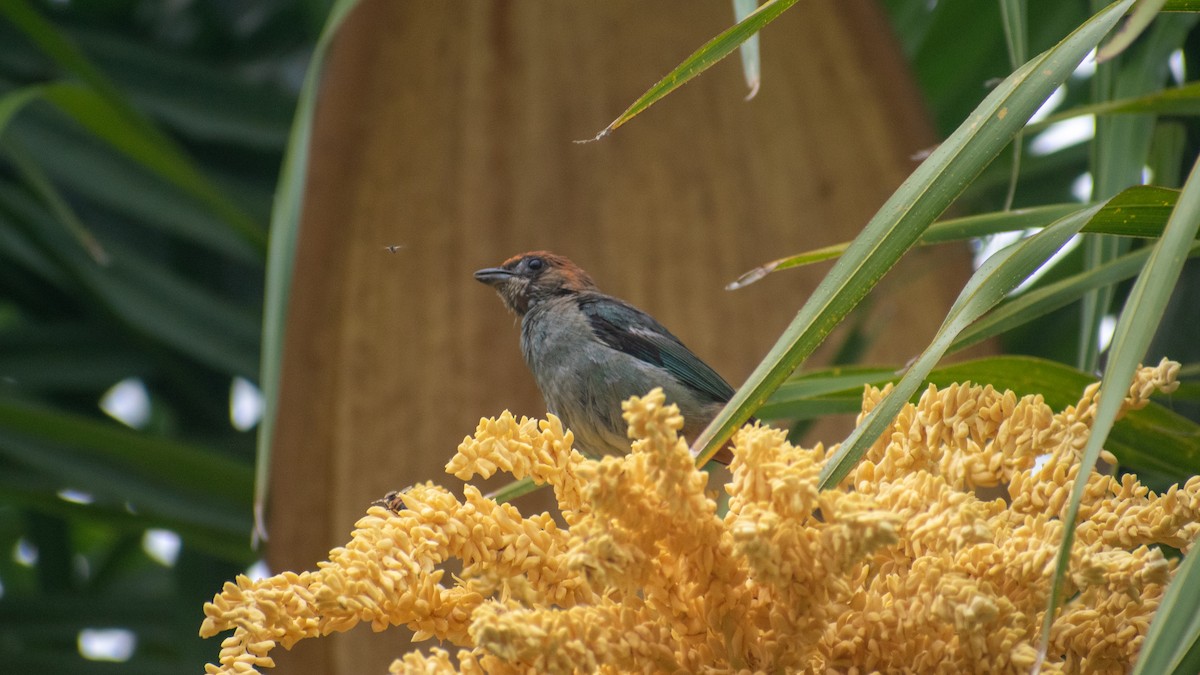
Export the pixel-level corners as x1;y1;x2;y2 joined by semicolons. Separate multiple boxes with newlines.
473;267;514;287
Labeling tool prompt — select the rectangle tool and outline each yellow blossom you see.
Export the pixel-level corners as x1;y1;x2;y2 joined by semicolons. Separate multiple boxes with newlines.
201;359;1196;674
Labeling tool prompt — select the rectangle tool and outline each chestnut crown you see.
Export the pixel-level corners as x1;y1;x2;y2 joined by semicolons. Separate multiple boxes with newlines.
474;251;597;315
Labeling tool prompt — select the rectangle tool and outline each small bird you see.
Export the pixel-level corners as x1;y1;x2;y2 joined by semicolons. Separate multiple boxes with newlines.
474;251;737;464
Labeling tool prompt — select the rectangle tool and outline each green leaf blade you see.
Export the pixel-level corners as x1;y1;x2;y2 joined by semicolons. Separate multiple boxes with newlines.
587;0;798;140
695;0;1138;466
253;0;364;545
817;205;1098;489
1038;148;1200;668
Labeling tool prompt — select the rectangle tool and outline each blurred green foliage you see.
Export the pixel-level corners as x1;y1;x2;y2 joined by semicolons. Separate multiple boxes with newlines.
0;0;327;671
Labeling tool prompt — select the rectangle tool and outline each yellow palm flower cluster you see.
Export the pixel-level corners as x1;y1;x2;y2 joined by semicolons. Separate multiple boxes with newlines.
200;359;1198;674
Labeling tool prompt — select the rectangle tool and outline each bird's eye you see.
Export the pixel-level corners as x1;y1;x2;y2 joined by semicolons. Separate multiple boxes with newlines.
526;257;544;272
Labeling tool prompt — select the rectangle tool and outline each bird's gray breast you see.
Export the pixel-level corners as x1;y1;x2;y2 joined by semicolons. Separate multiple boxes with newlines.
519;298;657;457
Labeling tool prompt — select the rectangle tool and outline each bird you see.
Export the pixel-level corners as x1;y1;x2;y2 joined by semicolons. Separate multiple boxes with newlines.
474;251;737;464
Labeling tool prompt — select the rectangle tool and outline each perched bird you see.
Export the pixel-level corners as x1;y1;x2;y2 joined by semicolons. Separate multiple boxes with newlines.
474;251;737;464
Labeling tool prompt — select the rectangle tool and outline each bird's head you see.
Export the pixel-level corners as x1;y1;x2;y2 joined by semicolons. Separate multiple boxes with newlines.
474;251;597;315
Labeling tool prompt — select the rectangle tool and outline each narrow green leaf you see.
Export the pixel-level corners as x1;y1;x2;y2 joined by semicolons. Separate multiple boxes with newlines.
584;0;798;140
1097;0;1168;62
1076;212;1116;375
728;185;1177;288
998;0;1029;67
1037;149;1200;669
485;476;543;504
818;206;1097;489
254;0;363;545
998;0;1028;209
1024;186;1176;237
1149;122;1188;187
950;240;1200;352
1176;634;1200;672
1028;81;1200;131
758;396;864;420
695;0;1137;465
1170;636;1200;675
1078;13;1194;373
770;366;900;401
757;367;896;419
733;0;762;99
726;241;856;288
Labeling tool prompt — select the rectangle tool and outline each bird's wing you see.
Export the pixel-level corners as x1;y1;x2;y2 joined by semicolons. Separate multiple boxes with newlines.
577;295;734;404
